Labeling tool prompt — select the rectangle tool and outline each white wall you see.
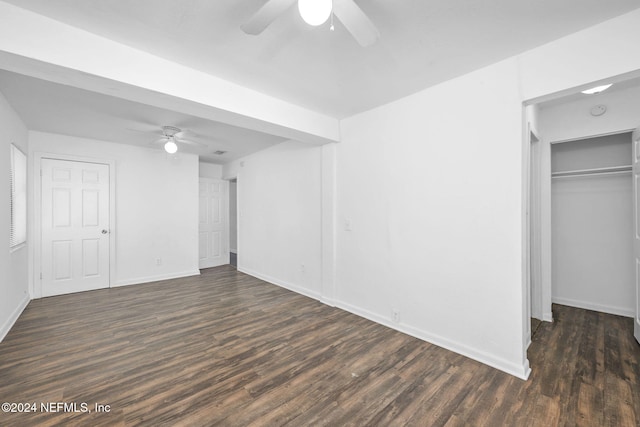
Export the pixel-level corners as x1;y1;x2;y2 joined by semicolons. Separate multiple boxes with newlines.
223;140;323;301
199;162;223;179
551;134;634;317
229;181;237;253
337;58;527;378
29;131;200;290
0;88;29;341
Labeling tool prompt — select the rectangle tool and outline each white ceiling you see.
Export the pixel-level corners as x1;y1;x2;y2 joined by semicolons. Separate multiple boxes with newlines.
0;0;639;163
4;0;639;118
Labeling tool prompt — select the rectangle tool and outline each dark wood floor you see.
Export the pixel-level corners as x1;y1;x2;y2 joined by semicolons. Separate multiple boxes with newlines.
0;266;638;426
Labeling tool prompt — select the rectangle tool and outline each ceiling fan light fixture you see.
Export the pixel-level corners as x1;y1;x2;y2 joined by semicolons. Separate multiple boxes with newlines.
298;0;332;26
164;139;178;154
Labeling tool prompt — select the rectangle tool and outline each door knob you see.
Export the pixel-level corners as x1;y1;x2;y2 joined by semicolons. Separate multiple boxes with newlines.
101;229;109;234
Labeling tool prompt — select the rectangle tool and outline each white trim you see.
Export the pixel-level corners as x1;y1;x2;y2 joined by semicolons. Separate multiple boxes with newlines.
32;152;116;299
321;143;337;304
523;120;532;359
542;311;554;322
113;270;201;288
550;128;635;145
335;300;531;380
0;295;29;343
239;267;322;302
521;113;534;377
236;172;242;270
552;297;634;318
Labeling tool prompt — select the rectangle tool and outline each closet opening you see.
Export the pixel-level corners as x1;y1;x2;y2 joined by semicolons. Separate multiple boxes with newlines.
550;132;634;318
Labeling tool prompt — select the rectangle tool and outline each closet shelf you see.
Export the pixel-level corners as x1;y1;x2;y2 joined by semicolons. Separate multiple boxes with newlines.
551;165;632;179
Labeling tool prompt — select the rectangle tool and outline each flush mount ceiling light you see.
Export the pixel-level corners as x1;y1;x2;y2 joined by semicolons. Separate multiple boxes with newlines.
298;0;332;26
581;84;613;95
164;138;178;154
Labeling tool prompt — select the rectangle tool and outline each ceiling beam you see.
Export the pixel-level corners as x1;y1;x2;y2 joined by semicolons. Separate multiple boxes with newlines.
0;1;340;145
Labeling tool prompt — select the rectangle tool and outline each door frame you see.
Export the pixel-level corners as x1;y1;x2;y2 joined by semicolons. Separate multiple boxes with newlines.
529;130;543;322
524;124;543;349
633;127;640;344
227;176;239;257
32;152;116;299
198;177;230;269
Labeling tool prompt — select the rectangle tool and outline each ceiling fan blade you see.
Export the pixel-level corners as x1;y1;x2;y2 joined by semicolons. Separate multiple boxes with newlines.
127;126;162;135
333;0;380;47
179;138;206;147
151;137;167;145
241;0;297;35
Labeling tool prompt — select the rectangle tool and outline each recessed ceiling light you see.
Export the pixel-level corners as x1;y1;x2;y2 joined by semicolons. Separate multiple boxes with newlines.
581;84;612;95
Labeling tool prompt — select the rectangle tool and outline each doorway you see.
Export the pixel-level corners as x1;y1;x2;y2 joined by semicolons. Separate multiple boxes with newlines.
198;178;229;269
229;178;238;268
550;132;634;317
39;157;112;297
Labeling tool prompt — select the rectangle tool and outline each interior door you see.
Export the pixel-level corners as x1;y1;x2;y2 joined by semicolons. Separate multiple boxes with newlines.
634;128;640;344
199;178;228;269
41;158;110;297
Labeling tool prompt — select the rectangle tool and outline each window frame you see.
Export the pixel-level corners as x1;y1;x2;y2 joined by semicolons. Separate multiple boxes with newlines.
10;143;27;250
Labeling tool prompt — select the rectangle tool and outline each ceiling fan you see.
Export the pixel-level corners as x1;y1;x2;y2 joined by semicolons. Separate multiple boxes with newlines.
241;0;379;47
152;125;205;154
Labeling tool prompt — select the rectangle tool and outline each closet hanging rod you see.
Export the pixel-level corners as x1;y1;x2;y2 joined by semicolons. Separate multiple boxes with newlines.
551;165;632;179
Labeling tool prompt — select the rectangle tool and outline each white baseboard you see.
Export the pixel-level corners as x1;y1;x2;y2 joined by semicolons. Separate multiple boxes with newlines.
238;267;321;302
113;270;201;288
552;296;634;318
334;300;531;380
233;268;530;380
542;311;554;322
0;294;30;343
320;296;336;307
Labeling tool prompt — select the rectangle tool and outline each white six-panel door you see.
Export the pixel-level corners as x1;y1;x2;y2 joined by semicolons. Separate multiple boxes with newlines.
41;159;110;297
633;128;640;345
199;178;228;269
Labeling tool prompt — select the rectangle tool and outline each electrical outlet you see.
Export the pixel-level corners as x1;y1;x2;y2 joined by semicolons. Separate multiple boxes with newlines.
300;264;306;274
156;258;162;266
392;310;400;323
345;219;352;231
